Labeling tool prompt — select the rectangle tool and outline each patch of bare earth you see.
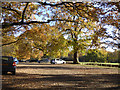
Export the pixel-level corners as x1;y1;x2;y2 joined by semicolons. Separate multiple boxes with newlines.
2;63;120;89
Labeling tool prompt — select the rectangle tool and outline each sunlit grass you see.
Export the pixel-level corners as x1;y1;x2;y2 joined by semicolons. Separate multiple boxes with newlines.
79;62;119;69
79;62;119;65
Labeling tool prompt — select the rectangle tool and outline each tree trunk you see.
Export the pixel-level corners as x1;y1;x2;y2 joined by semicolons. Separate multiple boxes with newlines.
73;51;79;64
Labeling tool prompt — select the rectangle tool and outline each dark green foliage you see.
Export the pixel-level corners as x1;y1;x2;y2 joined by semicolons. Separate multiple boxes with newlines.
106;50;119;63
82;49;105;62
80;49;118;63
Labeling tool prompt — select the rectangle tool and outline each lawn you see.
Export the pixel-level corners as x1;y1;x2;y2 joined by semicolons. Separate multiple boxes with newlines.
79;62;119;68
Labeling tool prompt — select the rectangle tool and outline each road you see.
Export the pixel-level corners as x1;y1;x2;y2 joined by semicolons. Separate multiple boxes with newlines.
2;63;120;89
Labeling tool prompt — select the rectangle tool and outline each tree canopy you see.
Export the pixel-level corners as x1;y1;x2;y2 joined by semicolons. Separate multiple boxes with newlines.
1;1;119;63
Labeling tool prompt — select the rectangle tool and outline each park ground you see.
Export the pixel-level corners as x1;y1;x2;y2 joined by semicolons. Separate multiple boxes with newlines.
2;62;120;90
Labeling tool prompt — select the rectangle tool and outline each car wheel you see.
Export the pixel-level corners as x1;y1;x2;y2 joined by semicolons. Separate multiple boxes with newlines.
63;62;65;64
12;71;16;75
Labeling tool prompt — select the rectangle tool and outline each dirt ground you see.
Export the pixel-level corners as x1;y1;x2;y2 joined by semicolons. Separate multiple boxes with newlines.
2;62;120;90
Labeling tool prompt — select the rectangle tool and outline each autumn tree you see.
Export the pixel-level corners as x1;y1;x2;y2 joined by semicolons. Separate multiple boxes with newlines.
52;2;118;63
107;50;119;63
25;23;68;58
1;2;119;63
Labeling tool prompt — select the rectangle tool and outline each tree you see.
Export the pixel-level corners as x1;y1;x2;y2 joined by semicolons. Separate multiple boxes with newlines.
28;23;69;58
53;2;104;63
83;49;107;62
1;2;119;63
107;50;119;63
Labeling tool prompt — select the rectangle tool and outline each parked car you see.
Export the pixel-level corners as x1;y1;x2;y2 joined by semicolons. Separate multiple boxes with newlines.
14;58;19;64
51;58;66;64
18;60;22;62
61;57;73;61
29;59;38;62
38;58;50;63
1;56;16;75
26;59;38;62
18;60;26;62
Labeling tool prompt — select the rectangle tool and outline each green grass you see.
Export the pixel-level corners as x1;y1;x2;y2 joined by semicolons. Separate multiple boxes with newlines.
81;64;119;69
79;62;119;68
97;63;119;65
69;63;119;69
80;62;119;65
66;61;119;68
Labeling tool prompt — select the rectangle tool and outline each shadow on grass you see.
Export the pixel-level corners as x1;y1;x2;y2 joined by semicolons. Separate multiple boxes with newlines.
2;72;120;90
17;64;114;70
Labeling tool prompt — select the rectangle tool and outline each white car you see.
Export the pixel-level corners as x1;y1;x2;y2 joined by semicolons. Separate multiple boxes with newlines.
51;58;66;64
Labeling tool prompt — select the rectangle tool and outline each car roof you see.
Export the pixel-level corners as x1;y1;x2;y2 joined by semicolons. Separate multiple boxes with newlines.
1;56;13;58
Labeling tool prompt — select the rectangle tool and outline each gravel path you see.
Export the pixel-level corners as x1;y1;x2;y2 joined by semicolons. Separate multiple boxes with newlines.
2;63;120;89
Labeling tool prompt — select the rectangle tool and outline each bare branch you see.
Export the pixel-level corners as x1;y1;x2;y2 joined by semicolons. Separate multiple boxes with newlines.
21;2;29;23
2;7;21;15
38;2;66;6
2;19;79;28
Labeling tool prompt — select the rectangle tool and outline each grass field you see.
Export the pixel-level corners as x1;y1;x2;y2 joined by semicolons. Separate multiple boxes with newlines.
80;62;119;65
79;62;119;68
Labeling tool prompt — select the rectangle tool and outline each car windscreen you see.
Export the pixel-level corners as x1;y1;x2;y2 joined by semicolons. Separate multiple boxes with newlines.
2;57;13;62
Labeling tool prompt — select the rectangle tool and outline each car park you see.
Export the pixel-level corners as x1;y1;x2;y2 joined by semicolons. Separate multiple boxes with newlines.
51;58;66;64
1;56;16;75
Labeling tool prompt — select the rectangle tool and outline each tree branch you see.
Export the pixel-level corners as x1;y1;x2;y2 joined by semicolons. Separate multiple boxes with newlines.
21;2;29;23
1;38;23;47
38;2;66;6
2;7;21;15
2;19;79;28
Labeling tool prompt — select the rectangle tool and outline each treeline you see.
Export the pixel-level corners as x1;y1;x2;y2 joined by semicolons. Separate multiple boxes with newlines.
79;49;119;63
